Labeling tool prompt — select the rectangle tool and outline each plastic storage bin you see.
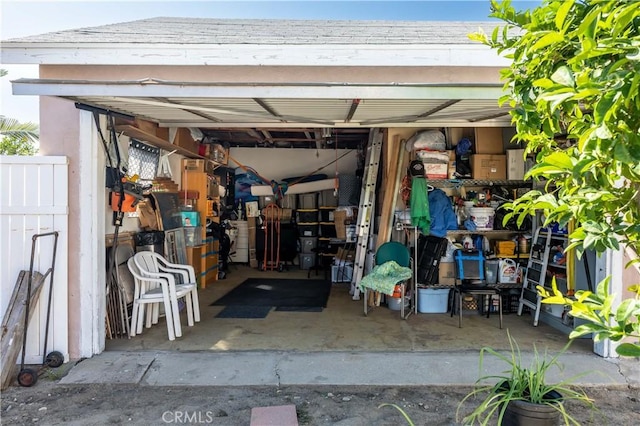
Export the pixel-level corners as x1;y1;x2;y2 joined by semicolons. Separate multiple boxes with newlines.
297;222;319;237
484;259;499;284
299;253;315;270
418;288;450;313
297;209;319;223
320;223;337;238
300;237;318;254
454;249;485;282
298;193;317;209
331;264;353;283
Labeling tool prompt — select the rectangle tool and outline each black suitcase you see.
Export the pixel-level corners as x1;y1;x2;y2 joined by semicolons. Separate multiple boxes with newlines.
416;234;448;285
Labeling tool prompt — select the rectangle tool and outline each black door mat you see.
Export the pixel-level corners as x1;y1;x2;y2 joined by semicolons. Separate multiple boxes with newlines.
274;306;324;312
211;278;331;309
215;305;272;319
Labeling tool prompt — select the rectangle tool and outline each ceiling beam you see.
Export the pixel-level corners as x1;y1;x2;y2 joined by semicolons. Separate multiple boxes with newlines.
253;98;286;122
416;99;461;118
468;111;511;122
344;99;360;123
152;97;222;122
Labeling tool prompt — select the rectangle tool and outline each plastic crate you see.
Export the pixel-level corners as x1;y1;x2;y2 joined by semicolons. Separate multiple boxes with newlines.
319;189;338;207
453;249;485;282
416;235;448;285
319;207;335;222
299;253;315;270
298;193;317;209
297;222;318;237
300;237;318;254
297;209;319;223
320;223;337;238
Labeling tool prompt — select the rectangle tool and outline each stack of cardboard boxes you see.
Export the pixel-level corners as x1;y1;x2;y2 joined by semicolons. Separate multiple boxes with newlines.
468;128;526;180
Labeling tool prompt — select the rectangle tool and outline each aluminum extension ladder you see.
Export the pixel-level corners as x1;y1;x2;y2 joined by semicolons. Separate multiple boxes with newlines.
350;129;383;300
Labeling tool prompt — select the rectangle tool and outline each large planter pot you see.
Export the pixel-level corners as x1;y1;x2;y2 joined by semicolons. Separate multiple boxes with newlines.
502;400;561;426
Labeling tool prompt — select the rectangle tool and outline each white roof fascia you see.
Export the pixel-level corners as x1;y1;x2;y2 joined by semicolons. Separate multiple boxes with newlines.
11;79;505;100
1;43;508;67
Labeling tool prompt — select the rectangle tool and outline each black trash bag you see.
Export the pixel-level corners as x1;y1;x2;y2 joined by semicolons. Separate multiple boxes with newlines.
135;231;165;246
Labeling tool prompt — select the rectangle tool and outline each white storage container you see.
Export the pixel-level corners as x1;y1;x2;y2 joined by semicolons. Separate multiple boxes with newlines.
229;220;249;263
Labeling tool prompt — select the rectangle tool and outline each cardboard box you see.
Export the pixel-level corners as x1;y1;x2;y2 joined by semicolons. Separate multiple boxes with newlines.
474;128;505;154
447;127;474;147
438;262;456;285
507;149;526;180
471;154;506;180
424;162;448;179
182;159;205;172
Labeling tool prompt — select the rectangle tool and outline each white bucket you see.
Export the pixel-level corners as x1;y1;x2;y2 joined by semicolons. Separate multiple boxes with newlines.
469;207;495;230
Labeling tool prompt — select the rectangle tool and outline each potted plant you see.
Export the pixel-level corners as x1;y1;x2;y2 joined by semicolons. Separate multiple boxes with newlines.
456;332;596;425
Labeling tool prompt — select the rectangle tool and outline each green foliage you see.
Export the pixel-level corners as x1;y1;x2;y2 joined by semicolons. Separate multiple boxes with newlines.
0;116;39;155
539;277;640;357
473;0;640;258
457;332;596;425
475;0;640;358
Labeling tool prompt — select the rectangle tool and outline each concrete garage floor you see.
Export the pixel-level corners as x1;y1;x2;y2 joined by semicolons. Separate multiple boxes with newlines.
106;265;593;355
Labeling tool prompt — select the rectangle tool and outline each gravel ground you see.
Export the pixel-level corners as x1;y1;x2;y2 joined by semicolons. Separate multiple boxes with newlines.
1;373;639;425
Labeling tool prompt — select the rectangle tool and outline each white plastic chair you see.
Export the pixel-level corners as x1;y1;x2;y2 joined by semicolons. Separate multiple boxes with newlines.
133;251;201;329
127;257;189;340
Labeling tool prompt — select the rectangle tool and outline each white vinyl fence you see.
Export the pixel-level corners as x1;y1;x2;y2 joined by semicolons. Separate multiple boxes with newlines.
0;156;69;364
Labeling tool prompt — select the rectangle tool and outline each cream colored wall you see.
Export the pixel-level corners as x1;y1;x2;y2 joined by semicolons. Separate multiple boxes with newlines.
39;96;83;358
228;148;357;182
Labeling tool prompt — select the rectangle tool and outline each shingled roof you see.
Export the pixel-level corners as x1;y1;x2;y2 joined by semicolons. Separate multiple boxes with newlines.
4;17;504;45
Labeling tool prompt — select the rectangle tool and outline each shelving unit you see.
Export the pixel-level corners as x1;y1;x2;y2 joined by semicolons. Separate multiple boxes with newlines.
428;179;531;188
181;161;221;288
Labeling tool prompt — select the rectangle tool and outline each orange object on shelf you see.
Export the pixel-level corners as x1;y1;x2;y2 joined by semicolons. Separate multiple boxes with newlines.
110;192;137;212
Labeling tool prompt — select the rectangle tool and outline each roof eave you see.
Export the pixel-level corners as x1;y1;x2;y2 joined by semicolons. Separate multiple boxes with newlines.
0;43;508;67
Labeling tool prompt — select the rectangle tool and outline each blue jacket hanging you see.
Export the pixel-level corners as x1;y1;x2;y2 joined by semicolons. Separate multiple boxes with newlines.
428;188;458;237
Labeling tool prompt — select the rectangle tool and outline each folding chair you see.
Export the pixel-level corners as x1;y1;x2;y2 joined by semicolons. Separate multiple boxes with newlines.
450;249;502;328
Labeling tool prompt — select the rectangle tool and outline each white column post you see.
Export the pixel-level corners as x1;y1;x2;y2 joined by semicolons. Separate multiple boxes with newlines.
77;110;106;356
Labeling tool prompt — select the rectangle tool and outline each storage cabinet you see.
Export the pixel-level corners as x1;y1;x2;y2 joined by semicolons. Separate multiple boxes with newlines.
181;161;221;287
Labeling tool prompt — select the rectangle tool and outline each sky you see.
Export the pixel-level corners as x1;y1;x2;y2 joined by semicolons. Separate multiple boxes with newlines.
0;0;540;124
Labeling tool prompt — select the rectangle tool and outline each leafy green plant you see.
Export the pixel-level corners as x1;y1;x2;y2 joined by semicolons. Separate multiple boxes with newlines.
457;332;596;425
539;277;640;357
470;0;640;258
471;0;640;357
0;70;39;155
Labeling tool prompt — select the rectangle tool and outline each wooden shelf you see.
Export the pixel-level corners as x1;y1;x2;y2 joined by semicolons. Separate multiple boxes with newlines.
493;253;530;259
116;125;223;171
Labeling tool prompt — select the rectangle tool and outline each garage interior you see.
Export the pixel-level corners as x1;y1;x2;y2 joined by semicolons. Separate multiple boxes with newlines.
47;89;593;356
